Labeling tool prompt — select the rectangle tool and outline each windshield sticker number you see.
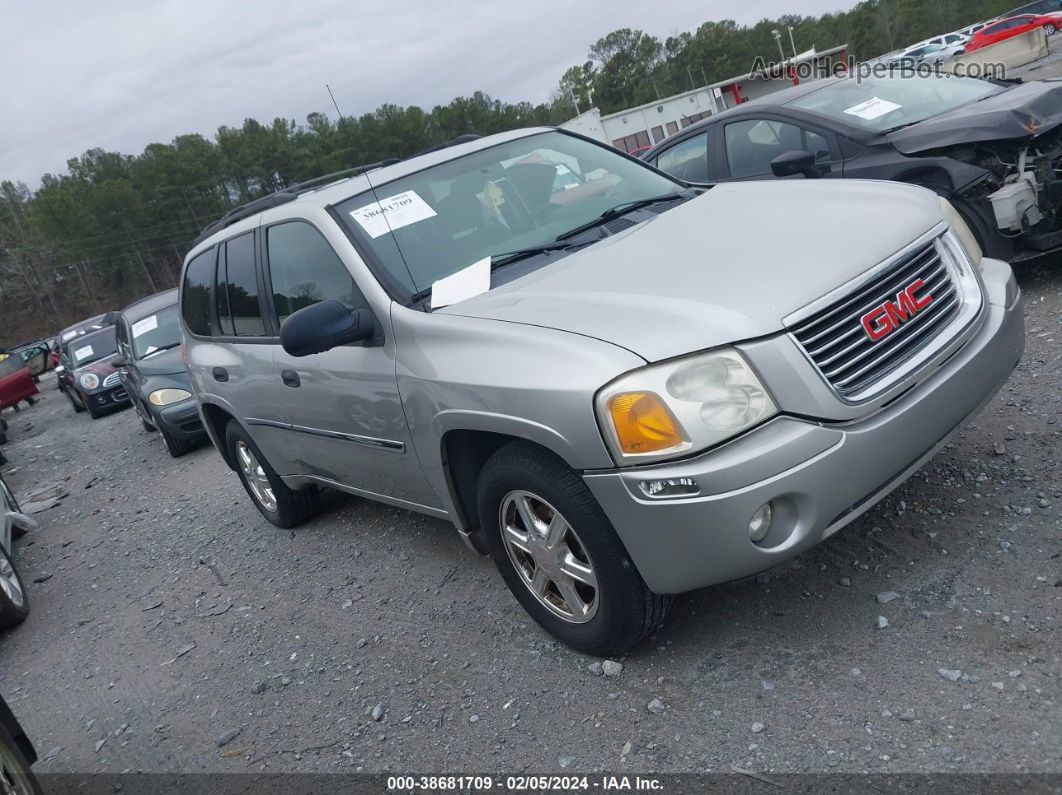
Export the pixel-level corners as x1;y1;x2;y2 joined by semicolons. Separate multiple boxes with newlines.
349;190;437;239
74;345;93;361
131;315;158;338
843;97;902;121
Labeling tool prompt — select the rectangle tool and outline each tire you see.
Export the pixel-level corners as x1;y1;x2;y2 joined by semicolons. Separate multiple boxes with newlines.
161;427;193;458
224;421;318;529
1045;23;1057;35
477;442;670;656
67;389;85;414
0;720;44;795
0;545;29;631
0;426;6;446
86;400;101;420
24;398;35;407
135;400;156;432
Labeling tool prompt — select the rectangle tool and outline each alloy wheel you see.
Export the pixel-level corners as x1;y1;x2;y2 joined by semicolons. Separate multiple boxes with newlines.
499;490;599;623
0;740;35;795
0;556;24;609
235;441;277;513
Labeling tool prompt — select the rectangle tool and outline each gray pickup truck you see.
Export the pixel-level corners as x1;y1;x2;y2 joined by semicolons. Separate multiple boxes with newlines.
180;128;1024;654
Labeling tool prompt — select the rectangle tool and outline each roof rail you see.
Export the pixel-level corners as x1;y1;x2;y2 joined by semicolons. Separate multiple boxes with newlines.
190;159;400;247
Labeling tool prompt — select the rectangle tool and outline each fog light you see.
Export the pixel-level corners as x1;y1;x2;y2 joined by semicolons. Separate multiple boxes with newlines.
748;503;773;542
638;477;699;499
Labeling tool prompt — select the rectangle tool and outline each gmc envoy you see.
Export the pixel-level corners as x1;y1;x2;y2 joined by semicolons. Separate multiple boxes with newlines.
180;128;1024;654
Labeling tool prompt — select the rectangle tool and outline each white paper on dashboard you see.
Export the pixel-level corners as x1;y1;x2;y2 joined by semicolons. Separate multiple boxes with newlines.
74;345;93;361
843;97;901;121
131;315;158;338
349;190;437;239
430;257;491;309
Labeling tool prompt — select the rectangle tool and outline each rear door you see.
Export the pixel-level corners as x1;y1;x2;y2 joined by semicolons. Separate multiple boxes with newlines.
182;236;290;468
263;218;440;510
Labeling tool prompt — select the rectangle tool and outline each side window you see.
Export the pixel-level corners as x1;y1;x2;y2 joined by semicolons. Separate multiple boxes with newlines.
181;248;216;336
655;133;710;182
221;233;267;336
725;119;830;178
266;222;368;324
214;244;234;337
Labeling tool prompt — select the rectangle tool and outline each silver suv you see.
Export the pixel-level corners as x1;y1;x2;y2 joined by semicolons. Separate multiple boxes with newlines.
180;128;1024;654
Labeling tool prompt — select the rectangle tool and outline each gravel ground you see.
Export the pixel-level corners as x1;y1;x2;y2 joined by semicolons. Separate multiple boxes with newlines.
0;261;1059;777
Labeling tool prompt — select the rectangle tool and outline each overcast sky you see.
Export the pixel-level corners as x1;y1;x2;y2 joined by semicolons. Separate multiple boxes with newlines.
1;0;857;187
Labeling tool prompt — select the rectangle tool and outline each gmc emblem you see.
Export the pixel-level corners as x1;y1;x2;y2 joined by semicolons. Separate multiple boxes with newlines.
860;279;934;341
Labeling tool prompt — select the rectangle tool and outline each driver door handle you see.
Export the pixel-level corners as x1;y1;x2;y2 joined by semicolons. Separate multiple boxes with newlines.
281;369;301;388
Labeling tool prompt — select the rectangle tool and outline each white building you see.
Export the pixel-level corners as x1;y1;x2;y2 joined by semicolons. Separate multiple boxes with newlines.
562;44;849;153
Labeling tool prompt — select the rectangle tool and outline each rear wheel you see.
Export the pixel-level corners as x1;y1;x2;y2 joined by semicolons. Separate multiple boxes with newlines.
1045;23;1057;35
0;545;29;631
477;442;670;656
225;422;318;528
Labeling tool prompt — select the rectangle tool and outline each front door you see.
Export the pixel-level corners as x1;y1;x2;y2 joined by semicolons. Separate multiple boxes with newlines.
262;219;440;510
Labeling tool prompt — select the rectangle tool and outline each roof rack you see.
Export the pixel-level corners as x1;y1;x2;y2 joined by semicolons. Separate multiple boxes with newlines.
191;159;400;246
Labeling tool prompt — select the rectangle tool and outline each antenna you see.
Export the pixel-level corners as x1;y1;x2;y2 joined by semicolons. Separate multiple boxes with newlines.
361;168;420;301
325;84;343;118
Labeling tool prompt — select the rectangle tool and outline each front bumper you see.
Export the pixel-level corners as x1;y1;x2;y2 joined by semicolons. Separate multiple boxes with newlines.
583;258;1024;595
151;398;206;440
83;385;130;410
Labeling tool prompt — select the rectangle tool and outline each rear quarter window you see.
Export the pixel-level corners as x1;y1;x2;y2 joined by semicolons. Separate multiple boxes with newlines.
181;248;216;336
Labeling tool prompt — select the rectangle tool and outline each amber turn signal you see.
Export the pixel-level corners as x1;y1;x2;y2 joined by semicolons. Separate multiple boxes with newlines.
607;391;686;454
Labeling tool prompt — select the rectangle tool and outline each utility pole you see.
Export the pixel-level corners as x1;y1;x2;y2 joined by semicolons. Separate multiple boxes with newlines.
772;30;786;62
788;26;798;58
325;84;344;119
687;65;696;90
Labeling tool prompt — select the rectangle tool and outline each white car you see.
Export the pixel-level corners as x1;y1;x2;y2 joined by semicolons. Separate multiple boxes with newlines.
0;473;34;630
900;32;970;63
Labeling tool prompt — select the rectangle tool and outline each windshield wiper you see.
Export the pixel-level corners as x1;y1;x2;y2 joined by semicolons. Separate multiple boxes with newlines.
141;342;180;358
489;241;575;268
555;193;683;241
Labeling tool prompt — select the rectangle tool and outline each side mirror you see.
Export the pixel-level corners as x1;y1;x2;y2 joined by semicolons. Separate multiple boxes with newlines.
279;300;375;357
771;150;823;179
111;357;128;369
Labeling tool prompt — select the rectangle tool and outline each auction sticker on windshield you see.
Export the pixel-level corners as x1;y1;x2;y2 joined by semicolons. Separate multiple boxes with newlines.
74;345;93;361
131;315;158;338
843;96;902;121
349;190;437;239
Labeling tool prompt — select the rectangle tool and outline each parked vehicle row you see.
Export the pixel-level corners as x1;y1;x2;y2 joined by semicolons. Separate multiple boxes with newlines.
169;124;1022;655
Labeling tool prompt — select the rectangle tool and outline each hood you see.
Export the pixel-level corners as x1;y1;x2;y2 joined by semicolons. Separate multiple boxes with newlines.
440;180;944;362
75;354;118;379
132;347;185;376
887;79;1062;155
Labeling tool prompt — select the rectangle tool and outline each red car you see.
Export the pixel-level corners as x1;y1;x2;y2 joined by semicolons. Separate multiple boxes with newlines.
0;356;38;413
965;13;1061;52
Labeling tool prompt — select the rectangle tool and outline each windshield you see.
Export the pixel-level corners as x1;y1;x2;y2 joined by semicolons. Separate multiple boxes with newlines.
130;304;180;359
68;327;117;367
786;74;1002;132
334;130;681;298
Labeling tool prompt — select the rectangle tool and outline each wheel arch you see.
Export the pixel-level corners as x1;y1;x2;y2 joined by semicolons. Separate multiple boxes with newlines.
440;427;579;555
198;401;238;470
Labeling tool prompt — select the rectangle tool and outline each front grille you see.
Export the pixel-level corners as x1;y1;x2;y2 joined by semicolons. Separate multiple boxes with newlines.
102;372;121;388
788;239;961;399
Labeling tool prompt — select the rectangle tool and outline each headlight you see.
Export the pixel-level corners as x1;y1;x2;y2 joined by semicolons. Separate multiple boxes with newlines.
939;197;983;270
149;388;191;406
79;373;99;390
596;348;778;465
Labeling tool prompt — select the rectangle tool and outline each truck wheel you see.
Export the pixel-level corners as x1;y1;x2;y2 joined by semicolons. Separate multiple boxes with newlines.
477;442;670;656
225;422;318;529
0;545;29;630
161;427;193;458
67;389;85;414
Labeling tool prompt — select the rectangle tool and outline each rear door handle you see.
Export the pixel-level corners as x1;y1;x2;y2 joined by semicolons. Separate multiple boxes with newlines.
212;367;229;382
281;369;300;388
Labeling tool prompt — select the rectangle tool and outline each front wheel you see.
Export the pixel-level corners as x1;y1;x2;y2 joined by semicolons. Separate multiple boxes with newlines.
477;442;670;656
225;422;318;528
161;427;193;458
0;545;29;630
1045;23;1057;35
67;389;85;414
